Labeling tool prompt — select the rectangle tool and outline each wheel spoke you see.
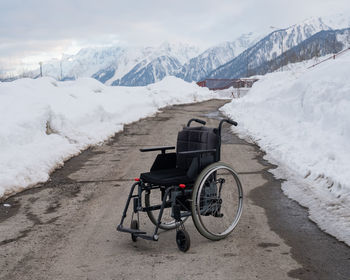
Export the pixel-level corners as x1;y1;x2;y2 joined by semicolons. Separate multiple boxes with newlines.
191;163;243;240
145;187;188;230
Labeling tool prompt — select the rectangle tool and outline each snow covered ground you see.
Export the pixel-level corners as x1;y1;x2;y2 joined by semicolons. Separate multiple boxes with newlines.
221;50;350;245
0;76;217;198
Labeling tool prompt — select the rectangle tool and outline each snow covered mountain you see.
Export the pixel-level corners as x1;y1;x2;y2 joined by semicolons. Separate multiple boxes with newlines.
209;17;333;78
43;47;126;80
177;33;260;82
91;47;158;85
249;28;350;76
2;14;350;85
208;15;350;79
42;42;201;85
40;34;260;86
111;55;182;86
100;42;201;86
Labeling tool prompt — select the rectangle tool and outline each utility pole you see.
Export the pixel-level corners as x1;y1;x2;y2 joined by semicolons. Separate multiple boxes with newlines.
60;59;63;81
39;62;43;77
246;53;249;77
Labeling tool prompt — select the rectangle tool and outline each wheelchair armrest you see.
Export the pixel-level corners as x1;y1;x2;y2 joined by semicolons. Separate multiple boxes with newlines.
140;146;175;154
177;149;216;156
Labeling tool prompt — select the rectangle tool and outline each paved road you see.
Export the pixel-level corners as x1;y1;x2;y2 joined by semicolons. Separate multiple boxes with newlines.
0;99;349;280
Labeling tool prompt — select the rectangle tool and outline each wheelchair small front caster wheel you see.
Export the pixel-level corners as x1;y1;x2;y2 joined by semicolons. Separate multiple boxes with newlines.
176;229;190;252
130;220;139;242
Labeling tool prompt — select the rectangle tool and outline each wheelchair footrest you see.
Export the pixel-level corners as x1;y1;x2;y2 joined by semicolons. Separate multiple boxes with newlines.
117;225;146;235
117;225;159;241
136;234;159;241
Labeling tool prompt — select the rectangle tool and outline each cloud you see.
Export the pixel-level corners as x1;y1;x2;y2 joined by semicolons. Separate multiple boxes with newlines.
1;0;350;71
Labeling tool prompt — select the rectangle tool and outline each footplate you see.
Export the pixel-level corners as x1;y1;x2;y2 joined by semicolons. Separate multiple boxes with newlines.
117;225;146;235
116;225;158;241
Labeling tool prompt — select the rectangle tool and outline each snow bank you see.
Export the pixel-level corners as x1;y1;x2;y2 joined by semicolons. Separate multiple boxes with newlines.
0;76;216;198
221;52;350;245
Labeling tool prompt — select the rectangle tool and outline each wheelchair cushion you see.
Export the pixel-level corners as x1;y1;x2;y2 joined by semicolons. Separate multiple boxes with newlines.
140;168;193;186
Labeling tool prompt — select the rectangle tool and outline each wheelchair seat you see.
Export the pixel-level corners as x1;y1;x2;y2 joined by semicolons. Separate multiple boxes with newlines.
140;126;219;186
140;168;193;186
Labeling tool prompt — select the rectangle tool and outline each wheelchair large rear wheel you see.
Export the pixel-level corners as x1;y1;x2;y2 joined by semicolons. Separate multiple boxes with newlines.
191;162;243;241
145;188;188;230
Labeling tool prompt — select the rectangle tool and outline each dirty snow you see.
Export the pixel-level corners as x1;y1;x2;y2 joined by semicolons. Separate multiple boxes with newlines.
0;76;217;198
221;51;350;245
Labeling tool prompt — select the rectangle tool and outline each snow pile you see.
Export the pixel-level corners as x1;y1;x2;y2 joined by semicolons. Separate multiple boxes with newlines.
0;76;216;198
221;51;350;245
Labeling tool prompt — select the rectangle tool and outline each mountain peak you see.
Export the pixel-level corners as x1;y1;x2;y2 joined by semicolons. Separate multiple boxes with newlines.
156;41;202;63
321;13;350;30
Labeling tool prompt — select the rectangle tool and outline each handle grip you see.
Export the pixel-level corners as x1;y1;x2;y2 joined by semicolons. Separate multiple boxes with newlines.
226;119;238;126
218;119;238;136
187;118;206;127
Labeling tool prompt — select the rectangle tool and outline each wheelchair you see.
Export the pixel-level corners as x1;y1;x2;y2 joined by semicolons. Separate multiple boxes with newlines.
117;118;243;252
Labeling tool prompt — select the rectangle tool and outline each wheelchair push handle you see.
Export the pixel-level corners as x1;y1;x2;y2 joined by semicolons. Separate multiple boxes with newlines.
225;119;238;126
218;118;238;136
187;118;206;127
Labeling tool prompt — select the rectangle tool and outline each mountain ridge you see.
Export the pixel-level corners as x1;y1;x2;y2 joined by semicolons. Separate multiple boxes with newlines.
207;17;333;79
1;14;350;84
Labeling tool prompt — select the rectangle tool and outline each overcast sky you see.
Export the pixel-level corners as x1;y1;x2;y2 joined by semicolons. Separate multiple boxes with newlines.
1;0;349;72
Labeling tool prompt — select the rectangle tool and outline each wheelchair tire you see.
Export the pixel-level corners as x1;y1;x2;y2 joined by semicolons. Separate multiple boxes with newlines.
191;162;243;241
144;191;188;230
176;229;190;252
130;220;138;242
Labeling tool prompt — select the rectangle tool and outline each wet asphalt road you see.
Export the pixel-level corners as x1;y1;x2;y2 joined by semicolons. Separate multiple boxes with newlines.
0;99;349;280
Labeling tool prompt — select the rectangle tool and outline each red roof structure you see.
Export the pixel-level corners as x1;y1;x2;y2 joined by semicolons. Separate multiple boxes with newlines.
197;78;258;90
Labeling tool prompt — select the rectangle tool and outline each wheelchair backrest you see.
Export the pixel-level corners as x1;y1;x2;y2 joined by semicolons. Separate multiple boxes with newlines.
176;126;219;175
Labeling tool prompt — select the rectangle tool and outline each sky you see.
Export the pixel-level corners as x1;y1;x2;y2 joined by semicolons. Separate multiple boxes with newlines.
1;0;350;73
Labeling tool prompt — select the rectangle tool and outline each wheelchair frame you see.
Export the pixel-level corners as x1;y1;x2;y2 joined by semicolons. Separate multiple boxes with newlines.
117;118;243;252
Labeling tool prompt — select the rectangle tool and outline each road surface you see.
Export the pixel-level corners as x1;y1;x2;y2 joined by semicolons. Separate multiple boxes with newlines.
0;99;349;280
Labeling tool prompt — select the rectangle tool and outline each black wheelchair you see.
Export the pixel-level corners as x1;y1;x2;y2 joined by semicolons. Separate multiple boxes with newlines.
117;118;243;252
